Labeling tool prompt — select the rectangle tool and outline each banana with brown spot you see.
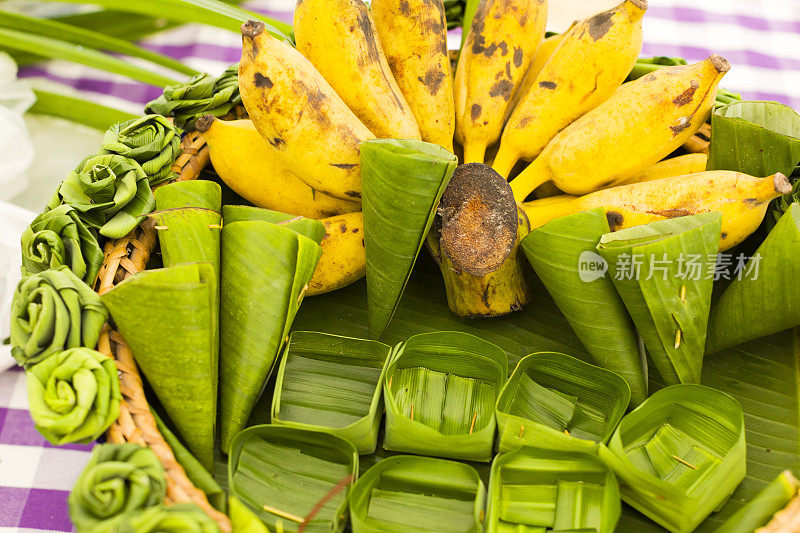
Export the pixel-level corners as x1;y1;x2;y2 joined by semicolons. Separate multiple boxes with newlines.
454;0;548;164
372;0;454;150
508;32;564;115
196;116;359;219
238;20;374;201
521;171;791;251
510;55;730;201
308;211;366;296
294;0;420;140
493;0;646;177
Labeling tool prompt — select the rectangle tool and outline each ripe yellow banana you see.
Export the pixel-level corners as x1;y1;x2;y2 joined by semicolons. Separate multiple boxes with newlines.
196;116;360;219
238;20;374;202
619;153;708;185
371;0;454;150
308;211;365;296
510;55;730;201
294;0;420;140
493;0;646;177
509;32;564;116
522;171;791;251
454;0;548;164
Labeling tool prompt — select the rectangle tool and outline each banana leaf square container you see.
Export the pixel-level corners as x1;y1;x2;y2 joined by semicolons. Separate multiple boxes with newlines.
486;447;621;533
382;331;508;462
271;331;392;454
598;384;746;533
228;425;359;533
349;455;486;533
496;352;631;454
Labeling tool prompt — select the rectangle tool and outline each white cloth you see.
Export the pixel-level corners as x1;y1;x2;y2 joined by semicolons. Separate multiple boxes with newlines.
0;53;35;201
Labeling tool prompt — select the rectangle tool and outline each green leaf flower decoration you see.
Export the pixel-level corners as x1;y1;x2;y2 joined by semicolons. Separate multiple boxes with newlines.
90;503;220;533
10;266;109;368
68;443;166;532
100;115;182;186
20;204;104;285
48;153;155;239
26;346;121;445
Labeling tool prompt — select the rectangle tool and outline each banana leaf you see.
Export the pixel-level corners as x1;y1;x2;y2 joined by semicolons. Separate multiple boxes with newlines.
361;139;457;340
712;470;799;533
90;503;220;533
707;101;800;178
459;0;482;49
520;208;647;405
218;214;322;451
486;447;620;533
26;346;120;445
228;425;358;533
20;204;104;285
29;90;138;131
0;10;195;77
229;496;270;533
706;203;800;353
495;352;630;455
152;409;225;512
271;331;391;454
223;205;325;244
382;331;507;462
597;213;722;385
349;455;485;533
102;116;183;186
599;384;746;533
101;262;217;469
627;57;688;81
68;443;166;532
10;266;108;368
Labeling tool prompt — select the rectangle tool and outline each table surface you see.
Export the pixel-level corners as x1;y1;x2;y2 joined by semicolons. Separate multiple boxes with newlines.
2;0;799;531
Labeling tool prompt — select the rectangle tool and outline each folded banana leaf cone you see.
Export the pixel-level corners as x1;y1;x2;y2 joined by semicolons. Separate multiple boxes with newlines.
26;346;121;445
596;213;723;385
520;208;647;405
598;384;746;532
20;204;104;285
228;496;270;533
68;443;166;531
706;203;800;353
222;204;326;244
271;331;391;454
382;331;507;462
495;352;631;455
228;425;358;533
10;266;108;368
485;447;621;533
101;262;217;469
89;503;220;533
361;139;457;339
219;205;323;452
349;455;486;533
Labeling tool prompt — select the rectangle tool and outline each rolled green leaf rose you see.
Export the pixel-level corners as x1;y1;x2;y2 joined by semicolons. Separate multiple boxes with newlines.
48;153;155;239
10;267;109;368
91;503;220;533
20;204;104;285
145;64;241;130
69;443;166;532
101;115;182;186
27;346;121;445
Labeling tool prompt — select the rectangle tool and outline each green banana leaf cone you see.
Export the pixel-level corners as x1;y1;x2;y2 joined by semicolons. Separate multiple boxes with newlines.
520;208;647;405
486;447;621;533
382;331;507;462
598;384;746;532
100;262;217;469
228;496;270;533
26;346;120;445
68;443;166;531
89;503;220;533
218;205;322;452
349;455;486;533
228;425;358;533
271;331;391;454
597;213;723;385
495;352;631;455
222;205;325;244
361;139;457;340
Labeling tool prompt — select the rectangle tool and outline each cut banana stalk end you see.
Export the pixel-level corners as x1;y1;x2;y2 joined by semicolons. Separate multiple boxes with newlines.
432;163;531;317
241;19;265;39
772;172;791;195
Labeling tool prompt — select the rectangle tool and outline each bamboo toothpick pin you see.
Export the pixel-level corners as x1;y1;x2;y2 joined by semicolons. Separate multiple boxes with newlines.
262;504;304;524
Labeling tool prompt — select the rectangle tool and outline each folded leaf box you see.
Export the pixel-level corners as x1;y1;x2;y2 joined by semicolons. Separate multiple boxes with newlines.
271;331;391;454
382;331;508;462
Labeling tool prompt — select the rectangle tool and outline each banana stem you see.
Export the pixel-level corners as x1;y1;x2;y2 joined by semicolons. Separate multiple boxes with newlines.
462;142;487;165
491;145;519;179
510;156;552;202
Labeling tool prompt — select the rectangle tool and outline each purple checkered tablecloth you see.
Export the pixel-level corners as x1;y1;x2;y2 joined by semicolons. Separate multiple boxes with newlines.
3;0;800;531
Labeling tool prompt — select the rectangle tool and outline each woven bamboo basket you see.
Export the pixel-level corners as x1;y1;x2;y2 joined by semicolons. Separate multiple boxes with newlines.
91;123;799;533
